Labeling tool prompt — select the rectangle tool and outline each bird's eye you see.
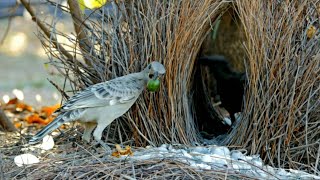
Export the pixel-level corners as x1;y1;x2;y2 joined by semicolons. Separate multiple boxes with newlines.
149;73;154;79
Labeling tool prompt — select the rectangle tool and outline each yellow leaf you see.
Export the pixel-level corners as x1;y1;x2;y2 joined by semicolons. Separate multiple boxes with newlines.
112;144;133;157
44;63;49;70
79;0;108;11
307;25;316;39
78;0;86;12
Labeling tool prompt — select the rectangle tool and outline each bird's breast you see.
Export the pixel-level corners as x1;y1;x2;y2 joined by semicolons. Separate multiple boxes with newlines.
81;97;138;124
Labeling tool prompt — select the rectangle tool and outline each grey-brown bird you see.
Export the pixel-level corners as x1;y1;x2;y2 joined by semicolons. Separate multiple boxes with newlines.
29;61;165;149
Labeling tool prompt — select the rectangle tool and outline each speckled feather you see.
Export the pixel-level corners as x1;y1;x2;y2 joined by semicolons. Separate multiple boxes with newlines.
29;61;165;145
56;74;146;113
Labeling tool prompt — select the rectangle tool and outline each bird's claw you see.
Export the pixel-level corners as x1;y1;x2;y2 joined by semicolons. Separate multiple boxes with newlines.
95;139;112;154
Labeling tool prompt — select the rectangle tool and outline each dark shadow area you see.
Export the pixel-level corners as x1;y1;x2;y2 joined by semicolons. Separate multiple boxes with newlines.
193;7;247;139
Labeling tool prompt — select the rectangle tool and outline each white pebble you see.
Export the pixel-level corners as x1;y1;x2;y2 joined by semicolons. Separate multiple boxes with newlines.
2;95;10;104
158;144;168;152
14;154;39;167
231;150;246;161
210;146;230;157
232;161;252;171
12;89;24;100
192;146;210;154
35;94;42;102
52;92;60;100
190;161;211;170
251;156;263;167
201;154;212;163
36;135;55;150
276;169;290;177
182;151;193;159
211;155;229;167
223;117;232;126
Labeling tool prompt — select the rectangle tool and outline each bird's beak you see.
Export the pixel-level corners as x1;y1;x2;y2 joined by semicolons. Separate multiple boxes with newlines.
153;72;159;80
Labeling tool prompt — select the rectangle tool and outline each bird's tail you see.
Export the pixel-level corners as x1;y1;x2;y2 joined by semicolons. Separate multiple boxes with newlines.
29;115;65;144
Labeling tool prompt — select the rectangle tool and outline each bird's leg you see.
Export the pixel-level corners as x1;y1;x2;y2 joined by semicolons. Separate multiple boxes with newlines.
93;123;111;153
82;122;96;143
94;139;111;154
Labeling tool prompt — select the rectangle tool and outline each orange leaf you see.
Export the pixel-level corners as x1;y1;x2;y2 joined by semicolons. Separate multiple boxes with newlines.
44;116;55;125
16;102;34;112
14;122;22;129
112;144;133;157
25;114;50;125
5;98;34;112
6;98;18;105
111;152;121;158
41;104;60;117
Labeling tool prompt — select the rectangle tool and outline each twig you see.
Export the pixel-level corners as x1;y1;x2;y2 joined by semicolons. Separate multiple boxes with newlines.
0;153;4;180
47;78;69;100
0;2;19;45
20;0;74;61
67;0;96;67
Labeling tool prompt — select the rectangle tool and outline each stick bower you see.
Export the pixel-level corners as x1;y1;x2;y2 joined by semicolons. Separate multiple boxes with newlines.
29;0;320;174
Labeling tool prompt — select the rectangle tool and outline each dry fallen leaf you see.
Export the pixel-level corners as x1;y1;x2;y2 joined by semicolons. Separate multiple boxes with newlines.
41;104;60;117
16;102;34;112
5;98;34;112
307;25;317;39
112;144;133;158
14;122;22;129
6;98;18;105
25;114;51;125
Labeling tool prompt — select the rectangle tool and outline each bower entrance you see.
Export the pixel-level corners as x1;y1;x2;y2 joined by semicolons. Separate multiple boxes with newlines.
193;8;247;139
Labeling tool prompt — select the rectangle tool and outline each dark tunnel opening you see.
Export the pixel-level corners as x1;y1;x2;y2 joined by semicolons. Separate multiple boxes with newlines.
193;8;247;140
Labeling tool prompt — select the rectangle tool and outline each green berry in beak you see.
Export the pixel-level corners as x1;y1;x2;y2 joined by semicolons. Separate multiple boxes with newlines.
147;79;160;92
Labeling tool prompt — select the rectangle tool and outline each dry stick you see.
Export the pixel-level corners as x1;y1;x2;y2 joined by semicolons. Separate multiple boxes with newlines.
0;154;4;180
0;2;19;45
0;18;12;45
20;0;73;61
67;0;95;67
315;144;320;174
128;118;155;147
47;78;69;99
0;108;17;132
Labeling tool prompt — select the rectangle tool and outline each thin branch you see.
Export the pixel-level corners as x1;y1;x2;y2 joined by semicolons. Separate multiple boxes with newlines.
0;2;19;45
67;0;96;67
20;0;74;61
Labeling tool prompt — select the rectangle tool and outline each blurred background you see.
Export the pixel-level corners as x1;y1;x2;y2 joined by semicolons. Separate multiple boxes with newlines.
0;0;70;107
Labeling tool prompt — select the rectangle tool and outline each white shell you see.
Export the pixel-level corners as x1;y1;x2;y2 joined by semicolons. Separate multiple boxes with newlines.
14;154;40;167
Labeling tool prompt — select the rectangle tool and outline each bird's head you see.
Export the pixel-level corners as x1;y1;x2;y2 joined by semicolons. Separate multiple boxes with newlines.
143;61;166;92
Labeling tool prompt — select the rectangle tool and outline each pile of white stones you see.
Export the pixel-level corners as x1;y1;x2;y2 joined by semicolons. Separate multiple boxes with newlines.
129;144;320;180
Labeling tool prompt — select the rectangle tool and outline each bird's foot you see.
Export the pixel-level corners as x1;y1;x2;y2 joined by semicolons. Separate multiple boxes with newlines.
94;139;112;154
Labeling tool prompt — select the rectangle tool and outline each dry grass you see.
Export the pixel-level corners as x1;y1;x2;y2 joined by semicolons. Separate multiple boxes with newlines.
35;0;229;146
223;0;320;174
18;0;320;176
1;141;258;180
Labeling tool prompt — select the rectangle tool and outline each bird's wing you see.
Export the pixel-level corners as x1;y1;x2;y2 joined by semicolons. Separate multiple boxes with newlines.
57;75;145;112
